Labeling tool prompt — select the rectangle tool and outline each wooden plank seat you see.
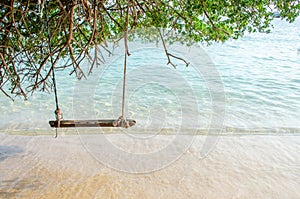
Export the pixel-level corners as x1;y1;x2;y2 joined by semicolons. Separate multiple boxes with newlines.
49;119;136;128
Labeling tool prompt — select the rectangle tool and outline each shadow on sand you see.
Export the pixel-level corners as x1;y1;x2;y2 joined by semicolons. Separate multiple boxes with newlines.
0;145;23;162
0;146;25;198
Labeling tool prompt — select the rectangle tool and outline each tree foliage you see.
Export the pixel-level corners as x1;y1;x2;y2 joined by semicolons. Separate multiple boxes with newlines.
0;0;299;99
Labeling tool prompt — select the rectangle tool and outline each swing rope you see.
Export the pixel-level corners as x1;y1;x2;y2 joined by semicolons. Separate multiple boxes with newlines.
121;52;127;119
45;1;61;137
116;0;131;128
112;52;130;128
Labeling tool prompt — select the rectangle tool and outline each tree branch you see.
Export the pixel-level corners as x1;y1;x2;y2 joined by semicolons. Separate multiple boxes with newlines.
157;29;189;68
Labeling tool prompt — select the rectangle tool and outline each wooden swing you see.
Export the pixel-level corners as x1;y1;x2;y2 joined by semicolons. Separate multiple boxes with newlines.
48;51;136;131
45;3;135;136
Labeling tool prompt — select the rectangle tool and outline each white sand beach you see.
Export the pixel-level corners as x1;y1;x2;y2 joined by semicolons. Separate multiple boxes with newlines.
1;133;299;199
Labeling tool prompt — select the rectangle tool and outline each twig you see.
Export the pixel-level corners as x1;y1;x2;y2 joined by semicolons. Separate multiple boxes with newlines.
0;88;14;101
157;29;189;68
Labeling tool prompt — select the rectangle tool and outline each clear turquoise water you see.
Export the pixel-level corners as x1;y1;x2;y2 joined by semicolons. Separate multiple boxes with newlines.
205;19;300;131
0;18;299;134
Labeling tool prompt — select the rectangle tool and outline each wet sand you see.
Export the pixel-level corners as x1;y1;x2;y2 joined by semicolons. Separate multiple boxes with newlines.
0;133;299;198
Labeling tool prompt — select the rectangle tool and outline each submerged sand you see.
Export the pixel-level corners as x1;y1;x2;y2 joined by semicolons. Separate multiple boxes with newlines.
0;133;299;198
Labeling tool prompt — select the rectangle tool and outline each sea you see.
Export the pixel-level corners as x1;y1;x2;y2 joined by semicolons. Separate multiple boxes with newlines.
0;18;299;135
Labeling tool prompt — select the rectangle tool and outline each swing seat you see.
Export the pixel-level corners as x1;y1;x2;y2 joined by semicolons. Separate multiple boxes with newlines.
49;119;136;128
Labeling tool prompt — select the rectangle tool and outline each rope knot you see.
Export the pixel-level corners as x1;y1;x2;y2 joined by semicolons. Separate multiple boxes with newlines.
54;108;63;121
113;116;130;128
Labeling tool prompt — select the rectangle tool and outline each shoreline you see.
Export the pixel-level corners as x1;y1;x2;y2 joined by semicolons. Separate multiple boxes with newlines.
2;126;300;136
